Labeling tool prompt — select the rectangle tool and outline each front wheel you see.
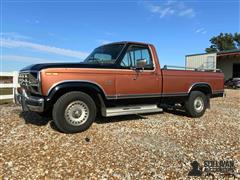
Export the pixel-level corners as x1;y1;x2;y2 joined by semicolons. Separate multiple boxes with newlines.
185;91;208;118
53;91;96;133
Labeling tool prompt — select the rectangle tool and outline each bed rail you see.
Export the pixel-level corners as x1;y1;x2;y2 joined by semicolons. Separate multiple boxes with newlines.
162;65;222;72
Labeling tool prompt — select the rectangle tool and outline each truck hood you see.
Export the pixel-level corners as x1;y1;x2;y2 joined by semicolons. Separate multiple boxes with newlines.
20;62;116;71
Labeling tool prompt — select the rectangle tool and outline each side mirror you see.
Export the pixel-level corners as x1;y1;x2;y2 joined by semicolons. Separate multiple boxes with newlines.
136;58;147;69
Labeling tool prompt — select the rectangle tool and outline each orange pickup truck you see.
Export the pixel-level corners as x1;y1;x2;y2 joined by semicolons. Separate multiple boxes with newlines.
16;41;224;133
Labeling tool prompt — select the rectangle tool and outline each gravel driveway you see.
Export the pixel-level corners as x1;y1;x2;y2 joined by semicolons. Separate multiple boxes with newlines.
0;89;240;179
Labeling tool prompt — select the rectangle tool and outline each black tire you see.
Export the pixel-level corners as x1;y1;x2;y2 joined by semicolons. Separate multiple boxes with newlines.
185;91;208;118
52;91;96;133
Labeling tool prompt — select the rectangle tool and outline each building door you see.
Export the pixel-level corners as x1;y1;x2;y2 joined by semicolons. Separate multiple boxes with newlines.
233;64;240;78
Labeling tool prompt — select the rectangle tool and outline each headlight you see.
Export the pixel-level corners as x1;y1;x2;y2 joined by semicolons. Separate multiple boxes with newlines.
29;72;38;85
18;71;41;94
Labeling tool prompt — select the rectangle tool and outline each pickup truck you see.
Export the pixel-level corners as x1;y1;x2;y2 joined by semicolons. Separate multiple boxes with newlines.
16;41;224;133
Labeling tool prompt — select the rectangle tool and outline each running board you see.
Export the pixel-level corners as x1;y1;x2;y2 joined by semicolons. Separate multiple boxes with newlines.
103;104;162;117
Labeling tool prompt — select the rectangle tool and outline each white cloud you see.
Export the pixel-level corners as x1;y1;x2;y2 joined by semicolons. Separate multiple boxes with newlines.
195;27;207;34
149;5;175;18
0;32;32;40
145;1;196;18
149;4;174;18
195;28;204;33
24;19;40;24
1;55;61;63
179;8;195;18
1;38;89;59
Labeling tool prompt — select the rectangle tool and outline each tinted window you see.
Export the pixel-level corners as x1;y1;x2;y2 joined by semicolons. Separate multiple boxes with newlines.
120;46;153;69
84;44;124;64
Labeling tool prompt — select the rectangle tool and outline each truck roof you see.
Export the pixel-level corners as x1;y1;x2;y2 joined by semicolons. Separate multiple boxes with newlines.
103;41;152;46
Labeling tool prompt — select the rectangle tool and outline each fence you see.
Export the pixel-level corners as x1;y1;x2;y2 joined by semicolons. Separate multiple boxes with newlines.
0;72;19;103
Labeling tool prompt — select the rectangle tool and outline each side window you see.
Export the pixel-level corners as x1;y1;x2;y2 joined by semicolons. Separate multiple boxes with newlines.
121;52;132;67
120;46;153;70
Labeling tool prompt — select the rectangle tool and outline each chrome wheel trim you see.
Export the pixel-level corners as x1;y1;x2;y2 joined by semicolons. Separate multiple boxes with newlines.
64;100;89;126
194;97;204;113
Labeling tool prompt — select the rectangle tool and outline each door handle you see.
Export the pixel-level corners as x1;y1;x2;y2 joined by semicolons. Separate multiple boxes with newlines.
133;73;139;80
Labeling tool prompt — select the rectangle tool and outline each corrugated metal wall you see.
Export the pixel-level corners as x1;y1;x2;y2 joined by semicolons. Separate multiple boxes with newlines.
185;53;217;69
217;56;240;80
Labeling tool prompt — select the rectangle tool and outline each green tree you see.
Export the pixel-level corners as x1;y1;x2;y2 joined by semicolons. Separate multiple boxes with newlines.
233;32;240;48
205;33;240;53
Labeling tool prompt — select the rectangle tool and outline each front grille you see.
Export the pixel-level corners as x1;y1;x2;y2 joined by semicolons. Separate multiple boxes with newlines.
18;72;41;94
18;72;30;85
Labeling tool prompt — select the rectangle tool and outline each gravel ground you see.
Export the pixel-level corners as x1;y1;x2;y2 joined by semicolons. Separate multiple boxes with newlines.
0;89;240;179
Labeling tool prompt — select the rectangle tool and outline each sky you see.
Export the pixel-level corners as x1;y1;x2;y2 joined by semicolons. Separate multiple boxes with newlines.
1;0;239;71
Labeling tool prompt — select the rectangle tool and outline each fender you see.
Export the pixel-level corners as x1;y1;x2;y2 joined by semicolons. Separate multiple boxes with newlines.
46;80;107;101
188;82;213;95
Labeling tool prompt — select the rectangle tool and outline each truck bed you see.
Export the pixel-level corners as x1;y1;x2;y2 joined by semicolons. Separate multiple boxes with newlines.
161;67;224;96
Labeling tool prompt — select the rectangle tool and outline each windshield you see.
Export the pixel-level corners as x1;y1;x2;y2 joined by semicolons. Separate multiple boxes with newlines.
84;44;124;64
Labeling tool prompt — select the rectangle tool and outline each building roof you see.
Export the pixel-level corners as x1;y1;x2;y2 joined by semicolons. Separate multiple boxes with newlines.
217;49;240;56
186;49;240;57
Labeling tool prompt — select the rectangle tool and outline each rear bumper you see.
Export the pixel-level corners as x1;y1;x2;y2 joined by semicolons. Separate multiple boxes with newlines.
15;88;44;112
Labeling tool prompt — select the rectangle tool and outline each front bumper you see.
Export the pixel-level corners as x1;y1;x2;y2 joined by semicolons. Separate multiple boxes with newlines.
15;88;44;112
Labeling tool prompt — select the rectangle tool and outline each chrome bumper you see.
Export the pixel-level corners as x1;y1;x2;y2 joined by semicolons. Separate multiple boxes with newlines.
15;88;44;112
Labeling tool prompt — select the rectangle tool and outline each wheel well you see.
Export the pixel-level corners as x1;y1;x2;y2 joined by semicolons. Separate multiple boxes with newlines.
46;86;105;113
189;84;212;96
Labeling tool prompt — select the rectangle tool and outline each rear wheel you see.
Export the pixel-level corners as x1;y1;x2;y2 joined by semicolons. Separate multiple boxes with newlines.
53;91;96;133
185;91;208;118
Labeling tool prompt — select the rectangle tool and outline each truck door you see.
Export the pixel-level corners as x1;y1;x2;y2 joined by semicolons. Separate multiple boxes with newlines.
116;45;161;99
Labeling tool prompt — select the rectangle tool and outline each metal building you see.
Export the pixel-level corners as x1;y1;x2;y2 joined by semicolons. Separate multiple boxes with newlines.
186;49;240;80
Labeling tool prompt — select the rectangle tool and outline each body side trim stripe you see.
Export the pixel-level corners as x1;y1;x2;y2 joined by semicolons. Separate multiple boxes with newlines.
106;92;188;100
106;89;224;100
